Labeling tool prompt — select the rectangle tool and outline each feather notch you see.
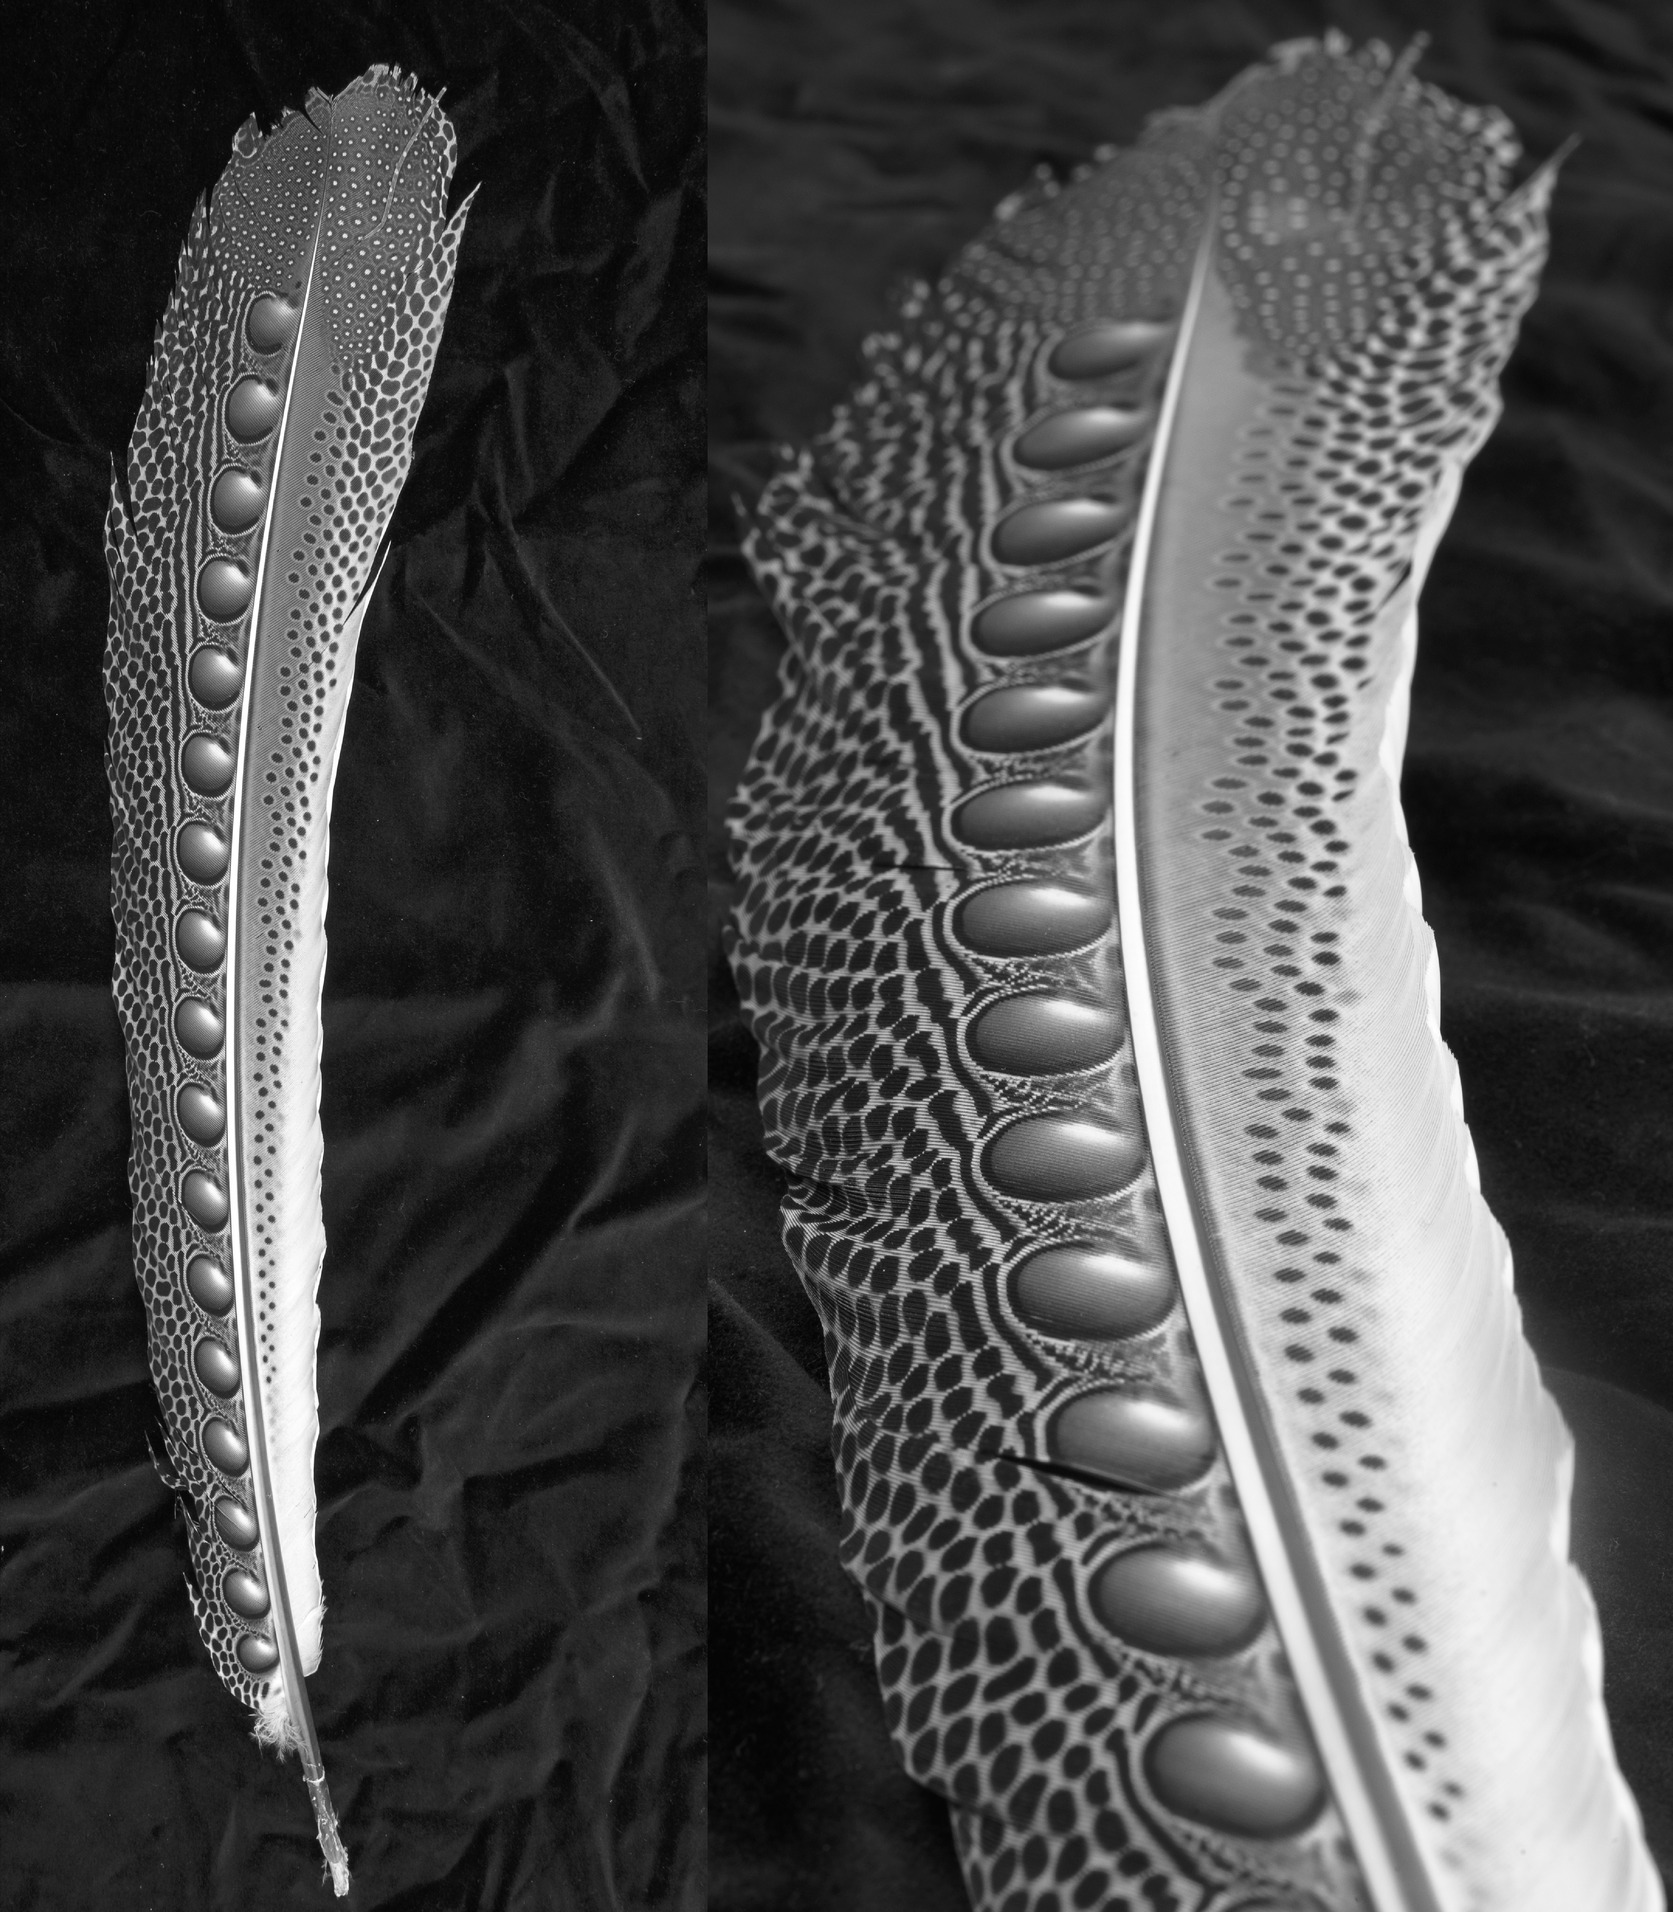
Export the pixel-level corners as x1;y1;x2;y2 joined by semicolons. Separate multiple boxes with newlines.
728;37;1659;1912
105;67;471;1893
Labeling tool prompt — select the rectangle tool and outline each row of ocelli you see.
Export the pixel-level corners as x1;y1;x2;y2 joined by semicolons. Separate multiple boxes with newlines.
947;315;1326;1838
167;288;304;1681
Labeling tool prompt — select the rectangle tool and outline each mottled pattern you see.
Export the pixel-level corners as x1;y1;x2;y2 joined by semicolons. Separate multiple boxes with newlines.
725;37;1635;1912
1212;37;1520;361
105;64;468;1765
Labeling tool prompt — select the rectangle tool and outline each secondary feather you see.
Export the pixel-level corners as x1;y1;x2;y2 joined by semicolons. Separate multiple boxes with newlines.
105;66;472;1893
728;36;1659;1912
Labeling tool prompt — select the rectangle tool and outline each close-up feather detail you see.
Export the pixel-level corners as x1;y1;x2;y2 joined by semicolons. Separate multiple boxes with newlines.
104;66;471;1894
727;35;1661;1912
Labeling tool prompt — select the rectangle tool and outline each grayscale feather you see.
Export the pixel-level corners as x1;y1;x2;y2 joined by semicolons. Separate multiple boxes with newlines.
104;66;472;1893
727;36;1659;1912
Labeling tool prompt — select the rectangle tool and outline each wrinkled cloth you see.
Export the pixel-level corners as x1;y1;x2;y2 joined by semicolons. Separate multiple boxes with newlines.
709;1;1673;1905
0;5;705;1908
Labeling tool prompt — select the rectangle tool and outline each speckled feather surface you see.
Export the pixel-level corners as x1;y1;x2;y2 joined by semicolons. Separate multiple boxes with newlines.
104;66;469;1893
728;37;1659;1912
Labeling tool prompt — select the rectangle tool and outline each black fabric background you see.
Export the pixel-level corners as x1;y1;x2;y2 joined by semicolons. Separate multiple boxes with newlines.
710;2;1673;1906
0;5;704;1908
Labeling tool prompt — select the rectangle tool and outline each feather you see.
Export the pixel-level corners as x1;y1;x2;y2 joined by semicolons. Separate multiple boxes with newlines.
104;67;471;1894
727;36;1661;1912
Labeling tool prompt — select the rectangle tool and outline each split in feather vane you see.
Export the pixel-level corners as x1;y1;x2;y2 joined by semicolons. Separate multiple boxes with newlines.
104;67;472;1894
728;36;1660;1912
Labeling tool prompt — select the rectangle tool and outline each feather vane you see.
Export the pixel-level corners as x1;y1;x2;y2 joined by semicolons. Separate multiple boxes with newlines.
104;66;471;1893
728;37;1659;1912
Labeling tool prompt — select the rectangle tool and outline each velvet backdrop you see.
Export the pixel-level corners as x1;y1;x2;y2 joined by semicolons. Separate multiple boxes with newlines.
710;2;1673;1905
0;5;705;1907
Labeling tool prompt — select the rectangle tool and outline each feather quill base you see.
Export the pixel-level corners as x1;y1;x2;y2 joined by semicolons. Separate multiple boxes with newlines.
305;1766;351;1898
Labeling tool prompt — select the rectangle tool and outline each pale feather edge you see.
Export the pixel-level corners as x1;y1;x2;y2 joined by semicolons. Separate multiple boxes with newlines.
1379;455;1665;1912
